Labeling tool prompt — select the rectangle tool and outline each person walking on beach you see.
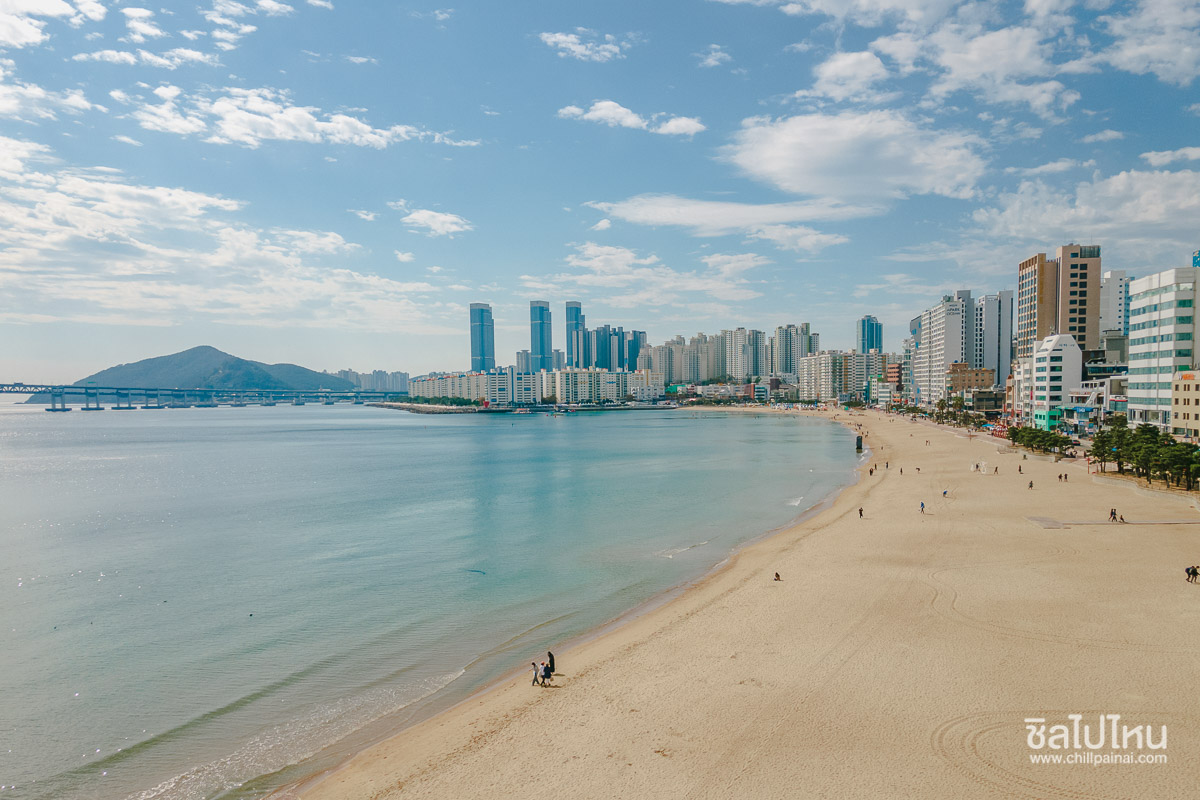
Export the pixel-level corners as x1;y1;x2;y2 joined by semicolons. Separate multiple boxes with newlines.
532;661;542;686
1028;480;1034;490
541;661;552;685
1187;566;1197;583
859;507;863;518
920;502;925;514
547;651;555;673
774;572;781;581
1018;465;1022;474
1110;508;1118;522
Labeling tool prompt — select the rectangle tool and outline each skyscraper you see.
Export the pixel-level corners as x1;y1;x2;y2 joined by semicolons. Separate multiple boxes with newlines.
1100;270;1131;336
974;291;1013;388
565;301;584;367
469;303;495;372
1016;244;1101;360
529;301;553;372
856;315;883;353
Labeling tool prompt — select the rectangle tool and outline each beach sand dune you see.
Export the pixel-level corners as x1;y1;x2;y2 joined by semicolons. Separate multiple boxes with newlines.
290;410;1200;799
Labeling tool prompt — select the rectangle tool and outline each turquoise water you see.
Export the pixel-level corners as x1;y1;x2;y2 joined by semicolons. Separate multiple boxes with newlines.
0;403;856;800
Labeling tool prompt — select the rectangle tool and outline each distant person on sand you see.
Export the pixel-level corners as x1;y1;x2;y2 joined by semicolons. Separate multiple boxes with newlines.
1187;566;1197;583
532;661;542;686
547;651;555;673
920;502;925;514
942;490;948;497
1029;480;1034;490
541;661;552;685
1110;508;1118;522
1018;465;1022;474
1119;515;1126;523
774;572;781;581
859;507;863;518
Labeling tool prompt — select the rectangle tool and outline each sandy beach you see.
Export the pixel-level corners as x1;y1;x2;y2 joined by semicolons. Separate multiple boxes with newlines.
284;409;1200;799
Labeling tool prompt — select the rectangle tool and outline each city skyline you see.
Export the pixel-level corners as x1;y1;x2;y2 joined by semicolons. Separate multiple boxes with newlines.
3;2;1200;383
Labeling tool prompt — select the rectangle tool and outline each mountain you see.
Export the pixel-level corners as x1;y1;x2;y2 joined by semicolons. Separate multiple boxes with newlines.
43;346;355;393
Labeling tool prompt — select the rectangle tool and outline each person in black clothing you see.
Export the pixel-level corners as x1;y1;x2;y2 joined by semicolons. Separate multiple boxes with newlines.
547;651;555;673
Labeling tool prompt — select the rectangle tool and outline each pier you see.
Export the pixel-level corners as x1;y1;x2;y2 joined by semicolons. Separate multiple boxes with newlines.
0;383;401;411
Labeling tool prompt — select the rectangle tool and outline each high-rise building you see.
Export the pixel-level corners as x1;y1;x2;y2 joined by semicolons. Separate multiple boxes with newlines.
974;291;1013;388
912;294;967;407
856;315;883;353
565;301;584;367
1016;244;1101;360
1126;266;1199;429
770;323;819;376
469;303;495;372
1099;270;1132;336
725;328;768;381
529;301;552;372
515;350;531;373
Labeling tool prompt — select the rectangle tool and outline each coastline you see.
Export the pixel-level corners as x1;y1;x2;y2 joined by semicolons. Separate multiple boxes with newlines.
279;408;1200;799
268;409;868;799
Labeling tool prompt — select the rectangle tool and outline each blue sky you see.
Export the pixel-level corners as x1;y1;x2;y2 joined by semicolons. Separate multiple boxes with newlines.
1;0;1198;382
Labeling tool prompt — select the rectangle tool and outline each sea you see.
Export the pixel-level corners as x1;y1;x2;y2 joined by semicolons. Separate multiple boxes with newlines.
0;401;858;800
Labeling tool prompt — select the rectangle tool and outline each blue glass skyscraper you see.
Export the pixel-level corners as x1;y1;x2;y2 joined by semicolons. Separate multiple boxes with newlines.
565;301;584;367
856;315;883;353
530;301;553;372
469;303;495;371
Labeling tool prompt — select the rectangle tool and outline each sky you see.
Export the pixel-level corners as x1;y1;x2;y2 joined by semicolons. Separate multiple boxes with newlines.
1;0;1199;382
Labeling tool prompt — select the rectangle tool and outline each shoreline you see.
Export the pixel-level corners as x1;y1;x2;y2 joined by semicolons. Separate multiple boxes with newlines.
265;410;864;796
278;407;1200;799
268;409;867;799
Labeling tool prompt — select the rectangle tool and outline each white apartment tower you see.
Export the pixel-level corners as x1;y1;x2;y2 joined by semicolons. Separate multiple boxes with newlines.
1099;270;1132;336
1126;267;1200;429
974;290;1014;388
913;294;967;407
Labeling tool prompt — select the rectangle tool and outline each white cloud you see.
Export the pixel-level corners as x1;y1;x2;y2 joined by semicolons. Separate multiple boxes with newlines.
0;135;445;333
127;85;479;148
1004;158;1096;175
1100;0;1200;86
558;100;705;136
973;168;1200;266
256;0;294;15
925;24;1079;116
529;242;766;307
696;44;732;68
74;48;221;69
588;194;869;254
345;55;377;64
0;0;75;49
113;135;143;146
401;209;473;237
72;0;106;23
1081;129;1124;142
652;116;706;135
349;209;376;221
307;0;333;8
120;7;166;44
591;194;879;230
799;51;890;101
394;250;415;261
0;59;102;121
758;0;960;27
723;110;986;200
590;218;612;231
539;29;634;62
1140;147;1200;166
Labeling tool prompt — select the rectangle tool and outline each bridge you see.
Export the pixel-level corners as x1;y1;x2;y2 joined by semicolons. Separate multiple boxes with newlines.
0;383;403;411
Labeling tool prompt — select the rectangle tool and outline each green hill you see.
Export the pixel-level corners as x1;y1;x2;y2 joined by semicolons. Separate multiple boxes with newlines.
37;346;355;394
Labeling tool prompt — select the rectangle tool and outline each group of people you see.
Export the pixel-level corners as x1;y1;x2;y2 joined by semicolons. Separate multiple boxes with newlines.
1108;508;1126;523
531;651;556;686
1186;566;1200;583
1056;473;1070;482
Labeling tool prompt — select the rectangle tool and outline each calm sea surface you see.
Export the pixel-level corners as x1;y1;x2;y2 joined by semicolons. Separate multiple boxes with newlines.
0;402;856;800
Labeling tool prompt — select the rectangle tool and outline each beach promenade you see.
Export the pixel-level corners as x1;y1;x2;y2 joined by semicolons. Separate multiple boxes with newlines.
289;409;1200;799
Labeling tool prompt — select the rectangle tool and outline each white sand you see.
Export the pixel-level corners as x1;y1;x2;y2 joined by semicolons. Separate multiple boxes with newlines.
286;409;1200;799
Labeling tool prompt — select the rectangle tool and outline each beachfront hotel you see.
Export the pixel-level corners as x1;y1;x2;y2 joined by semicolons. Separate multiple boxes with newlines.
1015;244;1102;360
1126;266;1200;430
